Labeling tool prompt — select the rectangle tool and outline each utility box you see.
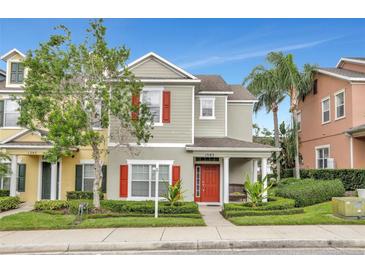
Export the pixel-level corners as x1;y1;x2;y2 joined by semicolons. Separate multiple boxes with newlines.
332;197;365;219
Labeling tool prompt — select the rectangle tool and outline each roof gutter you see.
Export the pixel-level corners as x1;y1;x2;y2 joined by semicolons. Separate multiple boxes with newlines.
185;146;280;152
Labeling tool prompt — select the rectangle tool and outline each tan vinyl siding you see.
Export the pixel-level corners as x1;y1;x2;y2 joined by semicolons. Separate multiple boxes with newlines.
109;85;193;144
130;58;185;79
227;103;253;141
195;96;225;137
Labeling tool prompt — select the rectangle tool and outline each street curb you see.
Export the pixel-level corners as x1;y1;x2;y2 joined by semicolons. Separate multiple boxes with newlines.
1;239;365;254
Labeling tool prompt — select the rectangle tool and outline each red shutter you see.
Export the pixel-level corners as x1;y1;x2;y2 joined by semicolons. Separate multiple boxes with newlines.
162;90;171;123
120;165;128;197
172;165;180;186
131;95;140;120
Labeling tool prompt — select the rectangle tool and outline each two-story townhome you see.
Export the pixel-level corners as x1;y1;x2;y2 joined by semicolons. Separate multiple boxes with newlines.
107;52;278;204
298;57;365;169
0;49;108;202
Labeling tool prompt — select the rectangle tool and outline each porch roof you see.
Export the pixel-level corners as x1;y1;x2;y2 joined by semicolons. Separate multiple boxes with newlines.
347;124;365;136
186;137;279;152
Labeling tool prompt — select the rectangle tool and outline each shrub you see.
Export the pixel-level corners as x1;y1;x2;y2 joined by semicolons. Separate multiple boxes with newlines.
0;196;21;212
281;169;365;191
100;200;199;214
224;197;295;212
244;175;275;207
0;190;10;197
34;200;69;211
66;191;103;200
223;208;304;218
275;179;345;207
164;180;184;206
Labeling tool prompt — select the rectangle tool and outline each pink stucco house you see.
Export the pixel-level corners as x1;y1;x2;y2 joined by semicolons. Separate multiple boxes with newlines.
298;57;365;169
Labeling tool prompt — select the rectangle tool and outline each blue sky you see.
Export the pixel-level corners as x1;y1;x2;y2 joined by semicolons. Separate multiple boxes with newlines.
1;18;365;131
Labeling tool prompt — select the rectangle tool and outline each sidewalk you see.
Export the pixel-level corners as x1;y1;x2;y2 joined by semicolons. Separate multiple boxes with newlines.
0;202;33;219
1;225;365;253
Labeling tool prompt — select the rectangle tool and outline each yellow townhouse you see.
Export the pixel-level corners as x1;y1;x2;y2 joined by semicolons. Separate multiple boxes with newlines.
0;49;108;202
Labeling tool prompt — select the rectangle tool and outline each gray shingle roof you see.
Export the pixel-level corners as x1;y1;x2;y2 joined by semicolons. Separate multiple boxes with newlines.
196;75;256;101
186;137;276;150
228;85;256;100
317;68;365;79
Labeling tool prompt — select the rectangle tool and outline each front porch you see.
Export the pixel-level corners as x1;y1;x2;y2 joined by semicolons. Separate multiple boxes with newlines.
187;137;279;204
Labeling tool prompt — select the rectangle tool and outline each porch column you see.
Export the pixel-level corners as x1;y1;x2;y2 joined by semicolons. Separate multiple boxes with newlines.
50;163;58;200
253;159;258;182
9;155;17;197
261;157;268;202
223;157;230;204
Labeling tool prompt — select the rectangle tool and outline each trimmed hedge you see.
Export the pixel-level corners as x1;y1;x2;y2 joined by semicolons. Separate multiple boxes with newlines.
100;200;199;214
0;190;10;197
0;197;21;212
281;169;365;191
66;191;103;200
224;197;295;212
84;212;202;219
275;178;345;207
34;199;199;215
223;208;304;218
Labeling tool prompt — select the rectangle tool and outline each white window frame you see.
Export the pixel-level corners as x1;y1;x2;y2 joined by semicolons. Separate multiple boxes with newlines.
0;162;11;190
1;99;21;129
321;96;331;124
126;159;173;200
199;97;216;120
141;87;163;126
334;89;345;120
81;164;95;192
297;111;302;132
315;145;330;169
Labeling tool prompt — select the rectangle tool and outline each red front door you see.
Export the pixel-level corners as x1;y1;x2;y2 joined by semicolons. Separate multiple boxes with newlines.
195;164;220;202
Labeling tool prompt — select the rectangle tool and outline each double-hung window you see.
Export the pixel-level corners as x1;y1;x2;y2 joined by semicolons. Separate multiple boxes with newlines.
0;163;11;190
142;88;162;124
297;111;302;131
10;62;24;84
131;164;170;198
316;146;330;169
82;164;95;192
335;90;345;120
200;97;215;119
321;97;330;124
0;100;20;127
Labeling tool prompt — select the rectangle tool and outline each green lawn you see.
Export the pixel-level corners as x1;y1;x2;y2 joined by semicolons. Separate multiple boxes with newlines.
0;212;205;231
228;202;365;225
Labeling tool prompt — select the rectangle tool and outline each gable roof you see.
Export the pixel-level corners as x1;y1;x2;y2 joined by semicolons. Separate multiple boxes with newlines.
316;67;365;82
127;52;198;80
336;57;365;68
0;129;49;145
196;75;256;101
1;48;26;61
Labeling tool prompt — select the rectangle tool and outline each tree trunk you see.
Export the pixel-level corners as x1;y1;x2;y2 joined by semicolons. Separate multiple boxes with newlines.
289;89;300;179
91;143;102;209
272;107;281;181
292;110;300;179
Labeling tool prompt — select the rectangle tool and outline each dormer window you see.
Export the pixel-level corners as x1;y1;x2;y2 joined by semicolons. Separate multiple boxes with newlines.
10;62;24;84
200;97;215;119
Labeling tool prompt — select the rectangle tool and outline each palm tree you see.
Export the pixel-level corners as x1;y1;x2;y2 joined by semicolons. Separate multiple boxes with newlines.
266;52;316;178
244;66;286;180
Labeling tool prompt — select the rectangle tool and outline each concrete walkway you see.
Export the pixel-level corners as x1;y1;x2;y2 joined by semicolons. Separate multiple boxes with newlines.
199;205;233;227
0;202;33;219
2;225;365;253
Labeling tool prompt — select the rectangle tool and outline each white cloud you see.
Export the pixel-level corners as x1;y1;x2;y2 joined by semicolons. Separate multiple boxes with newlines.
179;37;340;69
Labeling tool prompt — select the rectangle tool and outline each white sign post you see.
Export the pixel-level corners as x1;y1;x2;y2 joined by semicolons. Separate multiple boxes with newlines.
153;164;159;218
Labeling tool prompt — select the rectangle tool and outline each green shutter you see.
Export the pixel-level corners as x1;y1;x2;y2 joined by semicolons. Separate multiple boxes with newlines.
0;101;4;127
75;165;83;191
102;165;107;193
17;164;26;192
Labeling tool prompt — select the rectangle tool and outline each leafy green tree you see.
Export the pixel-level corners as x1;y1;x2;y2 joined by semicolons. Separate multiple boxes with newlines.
18;19;153;208
244;67;285;180
0;152;10;178
266;52;316;179
278;121;301;171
